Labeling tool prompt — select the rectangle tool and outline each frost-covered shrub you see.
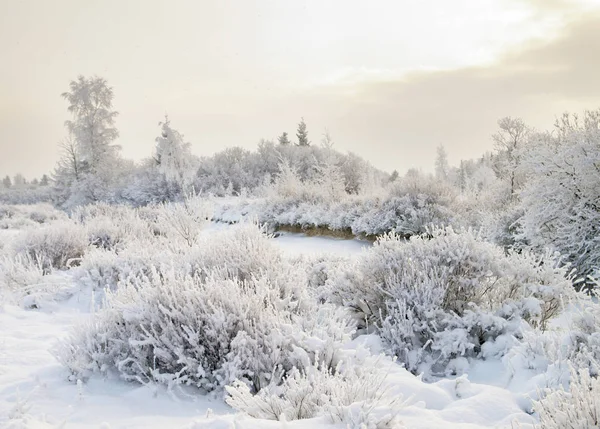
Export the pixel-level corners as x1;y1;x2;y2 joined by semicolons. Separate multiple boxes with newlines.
11;221;88;271
71;202;155;250
226;356;405;428
534;361;600;429
212;172;461;239
73;246;163;291
293;254;352;295
58;269;351;392
326;227;573;375
183;223;288;281
75;222;279;293
154;197;212;246
509;295;600;388
57;224;353;393
0;203;66;230
0;255;73;309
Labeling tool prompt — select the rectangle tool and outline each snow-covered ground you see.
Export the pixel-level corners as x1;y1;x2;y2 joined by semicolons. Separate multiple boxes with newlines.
0;226;541;429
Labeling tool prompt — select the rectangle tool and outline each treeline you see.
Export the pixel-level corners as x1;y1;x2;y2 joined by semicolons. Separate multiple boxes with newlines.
3;75;600;287
3;76;384;208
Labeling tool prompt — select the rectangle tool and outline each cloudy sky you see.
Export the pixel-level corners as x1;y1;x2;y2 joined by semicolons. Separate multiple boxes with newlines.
1;0;600;178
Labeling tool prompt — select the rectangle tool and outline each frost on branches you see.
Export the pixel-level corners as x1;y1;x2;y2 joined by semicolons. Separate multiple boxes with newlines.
56;224;353;394
325;227;574;376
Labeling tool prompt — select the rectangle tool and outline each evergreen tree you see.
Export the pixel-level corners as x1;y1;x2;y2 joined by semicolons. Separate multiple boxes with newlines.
277;132;291;146
2;175;11;188
296;117;310;147
40;174;50;186
13;173;26;187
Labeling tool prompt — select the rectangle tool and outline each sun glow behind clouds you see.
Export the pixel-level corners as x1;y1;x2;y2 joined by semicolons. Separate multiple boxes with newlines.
2;0;600;177
289;0;579;91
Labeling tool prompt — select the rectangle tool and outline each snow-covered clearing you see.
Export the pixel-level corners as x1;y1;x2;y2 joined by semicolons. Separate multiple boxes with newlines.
0;226;541;429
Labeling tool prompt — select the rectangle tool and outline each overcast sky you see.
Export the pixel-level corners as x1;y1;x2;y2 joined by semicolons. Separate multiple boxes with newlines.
1;0;600;178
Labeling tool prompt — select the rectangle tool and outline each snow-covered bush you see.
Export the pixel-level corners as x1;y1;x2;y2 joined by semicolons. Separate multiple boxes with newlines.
154;196;212;246
213;168;461;239
183;223;292;284
58;269;351;392
0;254;73;309
226;356;406;428
73;246;162;291
0;203;66;230
11;221;88;272
326;227;573;375
57;224;353;393
534;361;600;429
72;203;154;251
508;294;600;387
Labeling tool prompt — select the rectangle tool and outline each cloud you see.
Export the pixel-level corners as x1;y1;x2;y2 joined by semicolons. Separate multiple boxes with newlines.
292;11;600;174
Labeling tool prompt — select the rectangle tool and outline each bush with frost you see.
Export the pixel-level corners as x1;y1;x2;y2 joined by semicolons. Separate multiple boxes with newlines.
0;203;66;230
226;354;406;428
57;269;351;392
154;196;212;246
213;171;460;239
0;254;73;309
507;288;600;391
72;202;155;251
11;221;88;272
326;227;573;376
57;224;353;393
534;360;600;429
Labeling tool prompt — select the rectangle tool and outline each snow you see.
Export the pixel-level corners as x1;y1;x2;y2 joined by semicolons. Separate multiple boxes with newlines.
0;226;539;429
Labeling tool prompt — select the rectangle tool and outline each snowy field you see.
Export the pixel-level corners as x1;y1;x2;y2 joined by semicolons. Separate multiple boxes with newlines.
0;223;539;429
0;200;596;429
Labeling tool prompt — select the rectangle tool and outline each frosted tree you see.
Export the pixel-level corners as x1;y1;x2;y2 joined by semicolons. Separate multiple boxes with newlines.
492;117;529;198
154;116;197;194
435;145;449;181
52;76;125;207
519;110;600;288
13;174;25;187
62;76;120;173
320;129;334;150
296;117;310;147
315;146;346;202
277;132;291;146
40;174;49;186
2;175;11;188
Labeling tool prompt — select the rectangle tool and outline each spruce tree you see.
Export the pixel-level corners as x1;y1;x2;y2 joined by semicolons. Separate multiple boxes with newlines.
296;118;310;147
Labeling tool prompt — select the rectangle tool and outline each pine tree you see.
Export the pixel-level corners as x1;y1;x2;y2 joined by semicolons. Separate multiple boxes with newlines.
13;173;26;187
296;117;310;147
278;132;291;146
40;174;50;186
2;175;11;188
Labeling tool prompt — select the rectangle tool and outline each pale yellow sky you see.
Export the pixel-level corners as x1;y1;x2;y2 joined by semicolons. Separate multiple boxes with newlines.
1;0;600;178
